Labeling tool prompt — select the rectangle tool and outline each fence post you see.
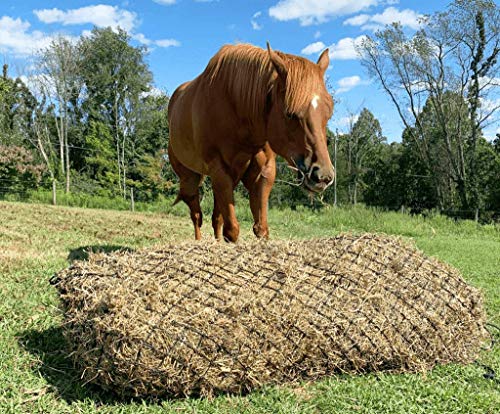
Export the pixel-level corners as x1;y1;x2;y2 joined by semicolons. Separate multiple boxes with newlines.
130;187;135;212
475;208;479;223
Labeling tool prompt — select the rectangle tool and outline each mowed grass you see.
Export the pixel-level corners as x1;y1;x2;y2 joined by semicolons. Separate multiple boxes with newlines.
0;200;498;414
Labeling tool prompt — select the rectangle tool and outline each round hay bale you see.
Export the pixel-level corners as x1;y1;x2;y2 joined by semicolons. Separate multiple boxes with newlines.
53;234;488;398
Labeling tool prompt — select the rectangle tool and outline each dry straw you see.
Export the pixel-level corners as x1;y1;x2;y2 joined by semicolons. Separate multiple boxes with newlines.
53;234;488;398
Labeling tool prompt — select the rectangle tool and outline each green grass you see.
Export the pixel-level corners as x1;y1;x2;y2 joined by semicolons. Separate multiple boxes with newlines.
0;200;498;413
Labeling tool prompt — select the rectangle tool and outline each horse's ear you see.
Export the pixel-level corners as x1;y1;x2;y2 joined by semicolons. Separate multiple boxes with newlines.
267;42;287;81
317;48;330;73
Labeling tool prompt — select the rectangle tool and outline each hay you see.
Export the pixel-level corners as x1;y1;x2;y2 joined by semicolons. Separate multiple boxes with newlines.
53;234;488;398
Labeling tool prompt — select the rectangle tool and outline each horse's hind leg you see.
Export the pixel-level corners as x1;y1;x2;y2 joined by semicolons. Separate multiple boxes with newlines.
212;197;223;240
169;146;203;240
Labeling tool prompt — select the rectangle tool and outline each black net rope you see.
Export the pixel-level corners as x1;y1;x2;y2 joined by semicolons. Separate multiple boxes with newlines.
53;234;490;398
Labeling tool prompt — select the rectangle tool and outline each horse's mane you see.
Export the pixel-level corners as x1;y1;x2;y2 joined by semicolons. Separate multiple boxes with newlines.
202;44;330;119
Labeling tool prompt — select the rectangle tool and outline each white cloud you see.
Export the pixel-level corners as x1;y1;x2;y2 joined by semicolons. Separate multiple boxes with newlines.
132;33;180;48
132;33;150;45
344;7;422;31
34;5;138;32
251;21;262;30
337;75;362;93
251;11;263;30
301;41;326;55
0;16;54;56
328;35;367;60
343;14;370;26
34;5;180;50
155;38;181;47
314;30;321;39
269;0;378;26
337;113;359;129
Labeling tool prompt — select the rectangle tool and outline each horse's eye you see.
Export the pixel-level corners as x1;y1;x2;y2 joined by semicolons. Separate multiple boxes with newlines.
286;112;298;121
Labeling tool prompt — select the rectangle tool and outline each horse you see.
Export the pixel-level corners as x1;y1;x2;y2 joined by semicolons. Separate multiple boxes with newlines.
167;42;335;242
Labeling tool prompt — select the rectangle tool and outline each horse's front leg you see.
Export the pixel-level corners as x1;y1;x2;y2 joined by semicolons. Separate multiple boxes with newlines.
242;146;276;238
209;159;240;242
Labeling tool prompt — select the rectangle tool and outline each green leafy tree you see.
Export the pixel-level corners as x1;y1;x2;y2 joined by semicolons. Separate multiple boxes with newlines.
0;65;37;146
128;92;174;200
341;108;385;204
83;121;119;195
78;27;153;197
36;35;83;193
362;143;405;209
358;0;500;211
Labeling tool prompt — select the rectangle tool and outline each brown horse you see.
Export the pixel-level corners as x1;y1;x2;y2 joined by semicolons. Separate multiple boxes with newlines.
168;43;334;242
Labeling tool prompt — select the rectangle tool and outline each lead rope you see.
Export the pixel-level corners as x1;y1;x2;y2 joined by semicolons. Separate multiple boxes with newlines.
259;161;306;188
273;165;306;187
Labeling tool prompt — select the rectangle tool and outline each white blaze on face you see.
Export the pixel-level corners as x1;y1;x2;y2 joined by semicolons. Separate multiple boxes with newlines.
311;94;320;110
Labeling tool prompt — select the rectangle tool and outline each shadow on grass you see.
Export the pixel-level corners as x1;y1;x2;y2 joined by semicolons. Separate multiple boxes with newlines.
67;245;134;262
18;326;127;405
18;326;253;405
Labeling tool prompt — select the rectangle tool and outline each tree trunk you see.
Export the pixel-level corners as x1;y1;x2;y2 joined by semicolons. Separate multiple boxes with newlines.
456;178;468;211
116;138;122;197
353;178;358;205
59;140;64;178
65;134;70;193
52;178;57;206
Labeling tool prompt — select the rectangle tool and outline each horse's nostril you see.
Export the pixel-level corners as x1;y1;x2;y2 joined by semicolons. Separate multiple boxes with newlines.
310;166;321;183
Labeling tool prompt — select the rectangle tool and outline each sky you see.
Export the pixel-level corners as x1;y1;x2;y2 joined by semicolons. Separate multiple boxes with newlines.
0;0;498;141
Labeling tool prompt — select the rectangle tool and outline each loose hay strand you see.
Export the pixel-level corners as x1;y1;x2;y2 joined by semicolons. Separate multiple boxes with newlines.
54;234;489;398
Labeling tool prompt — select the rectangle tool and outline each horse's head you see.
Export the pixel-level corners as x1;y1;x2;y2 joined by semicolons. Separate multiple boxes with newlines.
266;43;335;193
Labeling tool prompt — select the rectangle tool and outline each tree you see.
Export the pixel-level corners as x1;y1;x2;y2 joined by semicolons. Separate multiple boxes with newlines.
0;65;37;146
358;0;500;211
36;35;83;193
341;108;385;204
128;91;173;200
30;101;60;205
83;120;118;194
362;142;405;209
78;27;153;198
0;144;45;196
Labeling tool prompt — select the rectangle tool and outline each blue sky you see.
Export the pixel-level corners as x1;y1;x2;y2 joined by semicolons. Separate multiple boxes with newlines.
1;0;496;141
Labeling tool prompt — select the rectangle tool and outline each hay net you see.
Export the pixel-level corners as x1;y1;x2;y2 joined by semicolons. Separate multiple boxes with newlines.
54;233;488;398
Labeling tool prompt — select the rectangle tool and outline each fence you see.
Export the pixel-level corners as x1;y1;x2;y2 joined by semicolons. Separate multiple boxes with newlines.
0;177;499;224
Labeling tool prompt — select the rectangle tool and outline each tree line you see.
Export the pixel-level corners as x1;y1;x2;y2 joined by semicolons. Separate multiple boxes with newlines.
0;27;170;205
0;0;499;221
277;0;500;221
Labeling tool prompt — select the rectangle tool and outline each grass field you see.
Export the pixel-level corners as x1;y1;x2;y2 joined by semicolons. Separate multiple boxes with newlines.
0;200;499;413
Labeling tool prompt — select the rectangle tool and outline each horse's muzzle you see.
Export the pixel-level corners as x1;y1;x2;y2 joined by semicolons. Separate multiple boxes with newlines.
296;162;335;193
